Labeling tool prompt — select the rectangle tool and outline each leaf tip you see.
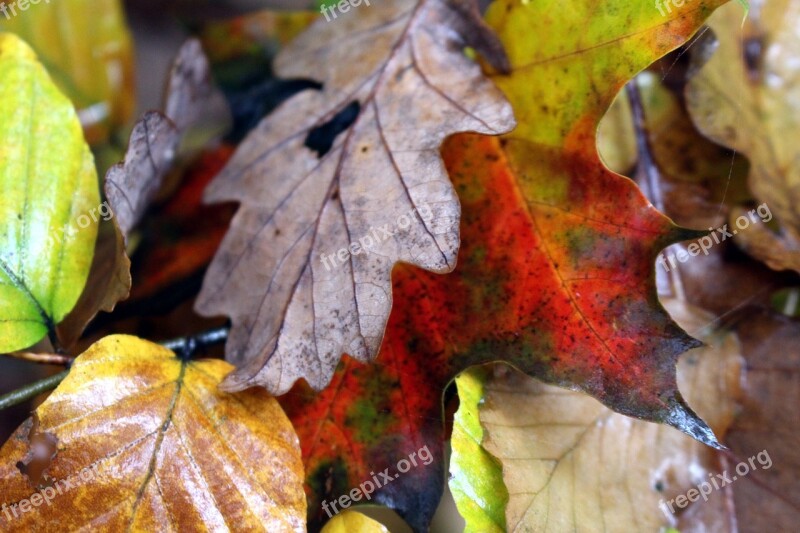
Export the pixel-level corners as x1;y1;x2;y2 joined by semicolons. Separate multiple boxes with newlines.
665;402;726;450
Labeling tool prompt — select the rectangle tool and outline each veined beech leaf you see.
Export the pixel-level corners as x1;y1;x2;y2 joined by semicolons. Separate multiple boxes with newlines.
0;335;306;531
0;33;99;353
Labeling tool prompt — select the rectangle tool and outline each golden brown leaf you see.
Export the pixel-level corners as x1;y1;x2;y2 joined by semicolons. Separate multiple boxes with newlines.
0;335;305;532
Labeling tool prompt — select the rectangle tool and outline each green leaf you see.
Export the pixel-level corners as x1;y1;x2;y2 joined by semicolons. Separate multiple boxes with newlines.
450;370;507;533
0;33;99;352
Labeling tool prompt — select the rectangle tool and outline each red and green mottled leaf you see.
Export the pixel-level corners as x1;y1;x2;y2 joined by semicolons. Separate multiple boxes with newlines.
280;1;728;529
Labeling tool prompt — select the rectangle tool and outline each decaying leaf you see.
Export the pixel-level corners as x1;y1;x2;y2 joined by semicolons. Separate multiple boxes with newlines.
0;0;135;144
716;308;800;531
0;33;99;353
0;335;306;531
196;0;516;394
687;0;800;272
57;39;229;348
281;1;728;529
451;298;743;532
105;38;228;236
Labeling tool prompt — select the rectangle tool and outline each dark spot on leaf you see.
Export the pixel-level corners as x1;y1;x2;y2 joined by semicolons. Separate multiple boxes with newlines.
304;100;361;157
16;417;58;487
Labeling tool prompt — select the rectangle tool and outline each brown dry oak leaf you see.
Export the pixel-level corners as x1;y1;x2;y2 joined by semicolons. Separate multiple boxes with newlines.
0;335;306;532
58;39;228;348
196;0;516;394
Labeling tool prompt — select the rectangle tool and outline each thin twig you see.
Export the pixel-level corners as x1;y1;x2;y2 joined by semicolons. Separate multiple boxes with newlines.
4;351;73;366
0;370;70;412
0;326;231;413
626;78;686;301
160;326;230;361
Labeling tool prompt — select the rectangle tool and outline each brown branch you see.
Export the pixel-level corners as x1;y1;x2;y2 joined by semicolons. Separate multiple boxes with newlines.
4;351;73;366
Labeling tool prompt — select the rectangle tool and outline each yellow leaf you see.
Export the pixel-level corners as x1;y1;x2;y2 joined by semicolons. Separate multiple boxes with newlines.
0;0;135;143
0;335;306;531
321;510;389;533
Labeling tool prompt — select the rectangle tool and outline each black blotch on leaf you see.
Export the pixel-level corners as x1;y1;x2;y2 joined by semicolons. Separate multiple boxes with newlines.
305;100;361;158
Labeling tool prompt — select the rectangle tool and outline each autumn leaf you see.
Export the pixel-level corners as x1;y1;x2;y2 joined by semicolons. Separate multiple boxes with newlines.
687;0;800;272
0;33;99;353
57;39;230;348
195;0;516;395
450;298;743;532
0;0;135;144
722;308;800;530
448;370;507;533
105;38;228;236
280;1;728;529
320;510;389;533
0;335;306;531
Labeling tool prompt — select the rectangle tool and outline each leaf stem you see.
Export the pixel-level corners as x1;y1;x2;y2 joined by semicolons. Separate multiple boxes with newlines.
4;351;73;366
0;370;70;412
626;78;686;302
0;326;230;413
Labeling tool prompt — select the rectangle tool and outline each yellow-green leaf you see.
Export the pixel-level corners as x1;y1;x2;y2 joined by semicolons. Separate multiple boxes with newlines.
0;0;135;143
0;33;99;352
321;510;389;533
0;335;306;531
450;370;507;533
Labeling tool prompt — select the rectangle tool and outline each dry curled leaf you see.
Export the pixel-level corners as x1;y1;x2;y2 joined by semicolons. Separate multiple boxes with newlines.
452;298;743;532
0;335;306;532
195;0;516;394
58;39;229;348
687;0;800;272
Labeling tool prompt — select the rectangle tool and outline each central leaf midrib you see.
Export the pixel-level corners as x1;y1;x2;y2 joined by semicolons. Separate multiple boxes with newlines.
0;255;53;330
126;360;187;531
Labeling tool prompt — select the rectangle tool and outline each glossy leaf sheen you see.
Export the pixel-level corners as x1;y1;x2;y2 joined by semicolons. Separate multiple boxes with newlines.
0;33;99;352
0;335;306;531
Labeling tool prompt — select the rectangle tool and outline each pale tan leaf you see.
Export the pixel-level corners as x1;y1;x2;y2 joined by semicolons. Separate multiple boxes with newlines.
195;0;515;394
476;298;743;532
57;39;229;347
